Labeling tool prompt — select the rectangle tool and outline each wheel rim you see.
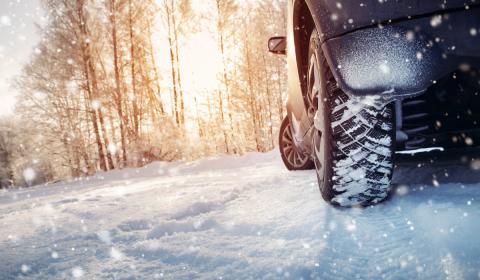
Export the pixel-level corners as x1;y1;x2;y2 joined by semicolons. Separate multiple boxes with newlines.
308;54;326;183
281;122;309;168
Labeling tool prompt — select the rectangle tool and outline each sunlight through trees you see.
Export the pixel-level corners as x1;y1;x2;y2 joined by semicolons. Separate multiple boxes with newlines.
0;0;287;187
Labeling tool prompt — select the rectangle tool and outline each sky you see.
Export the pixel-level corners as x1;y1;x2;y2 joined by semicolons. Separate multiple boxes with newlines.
0;0;44;116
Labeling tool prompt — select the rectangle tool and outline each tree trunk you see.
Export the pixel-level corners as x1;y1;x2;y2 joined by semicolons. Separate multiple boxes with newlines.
263;54;274;149
164;0;180;126
214;0;234;153
146;16;165;115
244;33;261;151
128;0;140;137
276;63;284;121
76;0;107;171
82;62;107;171
98;108;115;169
171;0;185;126
109;0;128;166
77;0;113;170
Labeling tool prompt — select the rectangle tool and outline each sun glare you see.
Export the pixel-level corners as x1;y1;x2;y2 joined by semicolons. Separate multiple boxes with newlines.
181;32;222;94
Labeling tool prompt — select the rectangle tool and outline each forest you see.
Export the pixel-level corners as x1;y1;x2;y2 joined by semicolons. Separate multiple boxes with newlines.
0;0;288;187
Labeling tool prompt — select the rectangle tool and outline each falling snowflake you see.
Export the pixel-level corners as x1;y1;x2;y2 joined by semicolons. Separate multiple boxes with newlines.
51;251;59;259
72;267;84;278
97;230;112;245
91;100;101;110
470;28;478;36
379;61;391;74
0;15;11;26
396;185;409;196
21;264;30;274
108;143;118;155
405;31;415;41
470;160;480;170
23;168;36;183
430;15;442;27
110;247;124;260
345;220;357;232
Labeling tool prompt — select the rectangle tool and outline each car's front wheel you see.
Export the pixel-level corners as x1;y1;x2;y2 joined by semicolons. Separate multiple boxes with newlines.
308;29;395;207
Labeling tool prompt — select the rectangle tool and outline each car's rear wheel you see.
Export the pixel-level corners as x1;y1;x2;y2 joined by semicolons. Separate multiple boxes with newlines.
279;117;314;170
308;29;395;207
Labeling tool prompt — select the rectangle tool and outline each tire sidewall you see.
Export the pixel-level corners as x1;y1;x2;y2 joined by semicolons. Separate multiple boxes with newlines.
308;30;335;202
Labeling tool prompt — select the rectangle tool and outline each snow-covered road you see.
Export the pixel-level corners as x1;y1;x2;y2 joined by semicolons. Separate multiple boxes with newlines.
1;151;479;279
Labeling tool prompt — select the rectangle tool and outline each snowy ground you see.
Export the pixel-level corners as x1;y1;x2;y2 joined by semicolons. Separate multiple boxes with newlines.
1;151;480;280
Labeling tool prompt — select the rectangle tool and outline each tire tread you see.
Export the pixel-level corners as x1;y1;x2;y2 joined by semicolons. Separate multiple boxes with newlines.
319;54;394;206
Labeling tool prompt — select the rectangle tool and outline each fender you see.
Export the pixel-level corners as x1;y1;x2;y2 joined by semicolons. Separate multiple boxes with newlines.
301;0;480;98
303;0;478;42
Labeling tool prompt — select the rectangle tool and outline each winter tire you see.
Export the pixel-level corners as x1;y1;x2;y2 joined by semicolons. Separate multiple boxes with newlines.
308;29;395;207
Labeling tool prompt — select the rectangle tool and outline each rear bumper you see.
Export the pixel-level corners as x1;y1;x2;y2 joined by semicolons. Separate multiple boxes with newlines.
321;7;480;98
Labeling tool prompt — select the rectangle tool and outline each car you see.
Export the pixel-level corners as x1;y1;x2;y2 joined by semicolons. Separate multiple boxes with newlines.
269;0;480;207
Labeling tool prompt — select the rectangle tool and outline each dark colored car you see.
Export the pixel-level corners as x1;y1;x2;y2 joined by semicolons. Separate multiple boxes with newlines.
269;1;480;206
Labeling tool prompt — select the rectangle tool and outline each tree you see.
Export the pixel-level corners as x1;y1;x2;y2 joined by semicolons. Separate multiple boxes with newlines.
9;0;290;187
0;119;16;188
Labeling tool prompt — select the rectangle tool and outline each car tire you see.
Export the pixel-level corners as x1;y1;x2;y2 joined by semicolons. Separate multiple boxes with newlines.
308;29;395;207
279;117;315;171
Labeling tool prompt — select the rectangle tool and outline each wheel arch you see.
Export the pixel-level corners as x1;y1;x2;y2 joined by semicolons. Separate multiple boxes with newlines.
292;0;316;97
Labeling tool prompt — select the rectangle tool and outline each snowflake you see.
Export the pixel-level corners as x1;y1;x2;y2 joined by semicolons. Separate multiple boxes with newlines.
21;264;30;274
91;100;101;110
23;168;36;183
0;15;11;26
430;15;442;27
110;247;124;260
470;28;478;36
108;143;118;155
396;185;409;196
72;267;84;278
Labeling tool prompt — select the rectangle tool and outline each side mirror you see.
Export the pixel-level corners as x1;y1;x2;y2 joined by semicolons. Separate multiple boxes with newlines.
268;36;286;55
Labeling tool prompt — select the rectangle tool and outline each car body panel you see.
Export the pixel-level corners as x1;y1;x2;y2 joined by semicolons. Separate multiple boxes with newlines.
305;0;477;41
286;0;310;142
286;0;480;141
322;8;480;97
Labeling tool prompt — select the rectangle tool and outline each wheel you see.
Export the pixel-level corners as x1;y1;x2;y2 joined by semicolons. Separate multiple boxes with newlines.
308;29;395;207
279;117;314;171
